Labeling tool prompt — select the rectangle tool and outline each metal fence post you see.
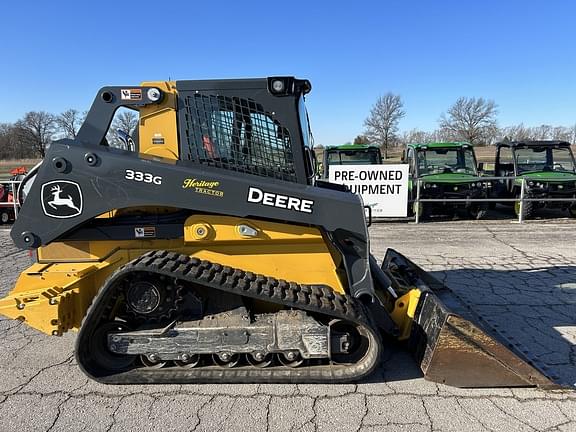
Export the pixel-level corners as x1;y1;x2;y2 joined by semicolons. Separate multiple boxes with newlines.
518;178;526;224
14;181;20;219
415;179;421;224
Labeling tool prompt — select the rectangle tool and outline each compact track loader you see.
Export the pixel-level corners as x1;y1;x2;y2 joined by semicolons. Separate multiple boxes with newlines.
0;78;556;387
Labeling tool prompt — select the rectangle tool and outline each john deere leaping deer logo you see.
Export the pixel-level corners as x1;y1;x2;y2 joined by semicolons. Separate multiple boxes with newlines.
41;181;83;218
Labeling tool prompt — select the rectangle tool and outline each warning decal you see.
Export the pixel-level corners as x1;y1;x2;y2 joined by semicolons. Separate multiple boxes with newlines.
135;226;156;238
121;89;142;101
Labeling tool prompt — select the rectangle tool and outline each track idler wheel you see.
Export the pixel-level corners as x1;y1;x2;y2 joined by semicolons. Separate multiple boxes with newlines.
92;322;136;371
329;320;370;364
213;352;240;368
140;354;168;369
174;354;201;368
247;351;273;368
278;351;304;368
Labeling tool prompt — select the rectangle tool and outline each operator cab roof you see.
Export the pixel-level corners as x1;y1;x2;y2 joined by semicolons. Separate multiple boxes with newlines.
496;140;571;149
325;144;380;151
174;76;312;95
407;142;471;150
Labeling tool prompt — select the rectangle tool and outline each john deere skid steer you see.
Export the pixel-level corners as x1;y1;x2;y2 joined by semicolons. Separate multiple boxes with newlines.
0;78;556;387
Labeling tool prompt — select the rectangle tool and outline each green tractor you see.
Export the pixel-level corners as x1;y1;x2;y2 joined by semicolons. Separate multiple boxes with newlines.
402;142;489;219
321;144;382;179
493;140;576;219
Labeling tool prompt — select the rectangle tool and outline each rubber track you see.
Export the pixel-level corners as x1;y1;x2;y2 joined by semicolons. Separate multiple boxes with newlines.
76;250;382;384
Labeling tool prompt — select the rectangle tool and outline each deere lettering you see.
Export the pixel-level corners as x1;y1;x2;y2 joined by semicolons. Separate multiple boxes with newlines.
182;178;224;197
247;187;314;214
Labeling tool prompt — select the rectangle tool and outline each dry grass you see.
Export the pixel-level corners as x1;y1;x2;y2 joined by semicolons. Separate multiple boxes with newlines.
0;159;40;167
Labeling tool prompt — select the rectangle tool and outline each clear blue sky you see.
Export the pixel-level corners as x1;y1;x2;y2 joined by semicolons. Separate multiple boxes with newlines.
1;0;575;146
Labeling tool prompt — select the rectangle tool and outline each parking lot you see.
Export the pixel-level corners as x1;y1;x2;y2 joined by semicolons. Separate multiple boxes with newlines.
0;220;574;431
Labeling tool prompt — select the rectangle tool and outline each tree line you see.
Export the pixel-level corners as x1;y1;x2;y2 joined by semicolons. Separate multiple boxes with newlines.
2;100;574;161
358;94;576;158
0;109;138;160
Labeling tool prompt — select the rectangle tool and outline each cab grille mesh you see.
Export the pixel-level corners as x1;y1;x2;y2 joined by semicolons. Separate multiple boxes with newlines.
181;94;296;182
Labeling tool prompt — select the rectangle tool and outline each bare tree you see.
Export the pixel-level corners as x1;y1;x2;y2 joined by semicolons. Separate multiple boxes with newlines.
400;122;576;148
363;93;405;159
57;109;85;139
531;124;553;140
113;110;139;134
0;123;21;159
106;109;139;148
400;128;430;145
353;134;370;145
14;111;56;157
498;123;531;141
497;124;574;142
439;97;498;145
551;126;572;142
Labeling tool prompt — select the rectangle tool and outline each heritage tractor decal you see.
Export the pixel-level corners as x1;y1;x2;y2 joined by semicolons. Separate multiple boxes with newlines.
182;178;224;197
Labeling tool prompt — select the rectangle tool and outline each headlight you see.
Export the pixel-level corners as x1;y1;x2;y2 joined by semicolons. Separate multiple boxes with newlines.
271;79;285;92
424;183;431;189
528;180;535;187
558;184;564;190
431;183;438;188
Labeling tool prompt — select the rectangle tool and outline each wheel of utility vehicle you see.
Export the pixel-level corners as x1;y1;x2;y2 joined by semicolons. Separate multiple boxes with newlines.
0;211;10;224
468;204;488;220
514;198;535;219
568;205;576;218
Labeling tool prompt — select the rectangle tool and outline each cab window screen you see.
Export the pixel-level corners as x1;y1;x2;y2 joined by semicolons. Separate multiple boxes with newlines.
181;94;296;182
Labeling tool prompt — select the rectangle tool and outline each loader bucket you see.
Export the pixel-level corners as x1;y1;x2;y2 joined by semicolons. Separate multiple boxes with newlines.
381;249;558;388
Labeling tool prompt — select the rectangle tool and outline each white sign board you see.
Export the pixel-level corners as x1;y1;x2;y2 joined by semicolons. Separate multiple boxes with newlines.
329;165;409;217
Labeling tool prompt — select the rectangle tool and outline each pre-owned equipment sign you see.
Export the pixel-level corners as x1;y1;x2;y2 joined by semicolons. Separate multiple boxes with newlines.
329;165;408;217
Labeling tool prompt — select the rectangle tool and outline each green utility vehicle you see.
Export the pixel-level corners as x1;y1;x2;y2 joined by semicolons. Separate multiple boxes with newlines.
493;140;576;218
402;142;489;219
321;144;382;178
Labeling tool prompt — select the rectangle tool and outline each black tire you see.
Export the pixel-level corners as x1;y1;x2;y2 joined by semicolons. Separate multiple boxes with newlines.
444;207;457;220
514;198;535;219
568;205;576;218
468;204;488;220
0;211;9;224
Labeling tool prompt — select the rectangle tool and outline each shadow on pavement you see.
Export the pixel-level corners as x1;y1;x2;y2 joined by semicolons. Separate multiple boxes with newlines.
429;265;576;388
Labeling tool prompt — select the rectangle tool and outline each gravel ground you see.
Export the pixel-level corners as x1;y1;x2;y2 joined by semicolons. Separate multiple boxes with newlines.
0;219;574;432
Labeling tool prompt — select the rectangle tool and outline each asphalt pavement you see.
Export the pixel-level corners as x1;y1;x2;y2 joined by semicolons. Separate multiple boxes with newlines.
0;218;574;431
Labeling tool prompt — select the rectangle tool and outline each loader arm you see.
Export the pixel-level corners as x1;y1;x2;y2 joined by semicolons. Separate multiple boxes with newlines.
11;141;373;299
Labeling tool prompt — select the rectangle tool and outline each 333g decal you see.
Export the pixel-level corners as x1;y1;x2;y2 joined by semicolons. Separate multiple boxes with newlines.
125;169;162;185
